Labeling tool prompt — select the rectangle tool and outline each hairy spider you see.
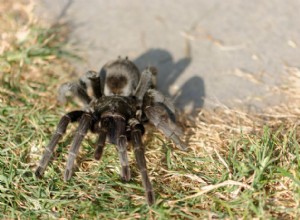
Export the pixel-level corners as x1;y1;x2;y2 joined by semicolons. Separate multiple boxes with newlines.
35;57;187;205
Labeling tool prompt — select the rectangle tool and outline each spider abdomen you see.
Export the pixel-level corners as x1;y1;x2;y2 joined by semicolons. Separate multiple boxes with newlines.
101;59;140;96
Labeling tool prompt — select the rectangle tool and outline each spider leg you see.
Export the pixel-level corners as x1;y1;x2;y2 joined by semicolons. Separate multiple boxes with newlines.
35;110;85;178
134;68;153;101
147;89;175;116
106;117;131;181
117;135;131;181
94;117;109;160
133;68;153;120
64;112;93;181
130;119;155;205
144;105;187;151
58;81;91;106
58;69;104;105
85;70;102;99
148;66;158;89
94;129;106;160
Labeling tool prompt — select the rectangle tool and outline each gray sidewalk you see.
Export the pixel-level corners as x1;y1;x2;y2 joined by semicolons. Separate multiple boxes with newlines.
35;0;300;113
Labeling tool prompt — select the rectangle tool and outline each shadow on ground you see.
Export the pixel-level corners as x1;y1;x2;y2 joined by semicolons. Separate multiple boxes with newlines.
134;49;205;113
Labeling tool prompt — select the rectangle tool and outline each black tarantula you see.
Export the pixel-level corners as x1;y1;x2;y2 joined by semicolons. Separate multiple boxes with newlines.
35;57;187;205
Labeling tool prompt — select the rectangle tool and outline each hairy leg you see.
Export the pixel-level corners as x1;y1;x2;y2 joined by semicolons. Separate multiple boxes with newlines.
94;131;107;160
57;69;103;105
58;82;91;106
35;111;85;178
94;129;106;160
94;117;109;160
85;70;102;99
145;105;187;151
146;89;175;116
106;117;131;181
117;135;131;181
134;68;153;101
64;112;93;181
148;66;157;89
130;121;155;205
134;68;153;120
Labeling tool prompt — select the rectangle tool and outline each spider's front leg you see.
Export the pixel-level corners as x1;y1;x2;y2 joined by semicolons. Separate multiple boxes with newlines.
64;112;93;181
94;115;131;181
35;111;85;178
113;117;131;181
147;89;176;117
93;117;109;160
117;134;131;181
130;118;155;205
134;67;155;121
144;93;187;151
134;67;175;121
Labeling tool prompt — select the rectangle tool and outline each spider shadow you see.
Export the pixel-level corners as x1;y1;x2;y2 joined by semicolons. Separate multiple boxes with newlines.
133;49;205;114
134;49;205;158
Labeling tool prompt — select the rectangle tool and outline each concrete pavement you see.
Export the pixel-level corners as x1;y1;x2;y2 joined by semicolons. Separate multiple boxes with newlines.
35;0;300;113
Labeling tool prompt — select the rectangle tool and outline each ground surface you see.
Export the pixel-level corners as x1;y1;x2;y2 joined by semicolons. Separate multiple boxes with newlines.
35;0;300;113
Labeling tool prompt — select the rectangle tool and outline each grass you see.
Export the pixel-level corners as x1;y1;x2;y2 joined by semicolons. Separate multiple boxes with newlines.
1;1;300;219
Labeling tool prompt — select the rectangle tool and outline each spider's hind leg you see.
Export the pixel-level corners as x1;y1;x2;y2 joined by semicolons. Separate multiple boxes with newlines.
35;110;85;178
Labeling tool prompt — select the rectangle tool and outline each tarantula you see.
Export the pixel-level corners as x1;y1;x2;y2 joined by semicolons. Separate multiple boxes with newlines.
35;57;187;205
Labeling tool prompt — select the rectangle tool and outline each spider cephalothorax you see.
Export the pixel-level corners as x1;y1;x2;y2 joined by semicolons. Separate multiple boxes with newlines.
35;57;187;205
